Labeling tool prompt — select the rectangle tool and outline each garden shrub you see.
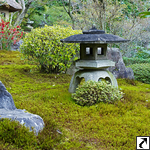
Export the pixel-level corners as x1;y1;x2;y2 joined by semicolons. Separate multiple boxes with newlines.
128;63;150;84
72;80;123;106
0;119;37;149
20;25;81;73
123;57;150;66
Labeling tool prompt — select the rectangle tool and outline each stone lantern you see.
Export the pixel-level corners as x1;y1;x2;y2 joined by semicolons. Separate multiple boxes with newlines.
0;0;22;20
61;26;129;93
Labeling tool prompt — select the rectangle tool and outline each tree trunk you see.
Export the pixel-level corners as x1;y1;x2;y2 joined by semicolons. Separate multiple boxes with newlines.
92;0;105;30
13;0;33;26
60;0;75;29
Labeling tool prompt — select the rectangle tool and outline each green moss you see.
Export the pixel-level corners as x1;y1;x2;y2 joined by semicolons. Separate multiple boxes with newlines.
0;119;36;150
0;51;150;149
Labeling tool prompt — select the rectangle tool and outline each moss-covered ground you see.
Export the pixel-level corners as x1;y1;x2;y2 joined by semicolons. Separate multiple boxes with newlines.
0;50;150;150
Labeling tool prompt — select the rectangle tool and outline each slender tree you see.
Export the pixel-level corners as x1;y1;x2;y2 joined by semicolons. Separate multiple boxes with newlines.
58;0;81;29
11;0;51;26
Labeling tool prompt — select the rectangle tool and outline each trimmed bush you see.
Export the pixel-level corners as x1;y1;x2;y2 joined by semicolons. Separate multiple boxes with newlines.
123;57;150;66
72;80;123;106
128;63;150;84
20;25;81;73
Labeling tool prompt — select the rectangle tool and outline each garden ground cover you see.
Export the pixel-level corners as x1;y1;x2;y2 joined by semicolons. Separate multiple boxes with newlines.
0;50;150;150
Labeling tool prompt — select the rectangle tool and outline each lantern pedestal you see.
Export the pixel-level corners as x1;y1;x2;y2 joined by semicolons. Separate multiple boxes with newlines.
69;69;118;93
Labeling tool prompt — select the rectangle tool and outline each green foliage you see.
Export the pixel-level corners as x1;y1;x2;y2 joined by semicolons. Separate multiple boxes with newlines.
0;119;36;149
133;46;150;59
135;50;150;59
20;25;81;73
121;0;141;18
134;50;150;59
29;5;72;28
123;57;150;66
128;63;150;84
139;11;150;18
72;80;123;106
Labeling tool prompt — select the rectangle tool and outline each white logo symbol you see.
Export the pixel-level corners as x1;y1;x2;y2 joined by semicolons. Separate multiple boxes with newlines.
137;137;149;149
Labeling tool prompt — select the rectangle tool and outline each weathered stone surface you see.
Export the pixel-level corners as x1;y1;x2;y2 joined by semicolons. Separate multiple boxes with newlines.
0;109;44;135
61;26;129;43
76;60;115;69
0;81;44;135
107;48;134;79
69;70;118;93
0;81;16;110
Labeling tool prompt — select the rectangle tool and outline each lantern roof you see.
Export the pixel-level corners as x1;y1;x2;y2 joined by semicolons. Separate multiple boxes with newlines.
0;0;22;12
61;26;129;44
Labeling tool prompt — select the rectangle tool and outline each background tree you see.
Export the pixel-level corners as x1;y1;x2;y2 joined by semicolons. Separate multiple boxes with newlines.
58;0;84;29
10;0;52;26
9;0;149;57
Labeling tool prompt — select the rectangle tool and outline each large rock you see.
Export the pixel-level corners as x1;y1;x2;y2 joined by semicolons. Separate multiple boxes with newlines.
0;81;44;135
107;48;134;79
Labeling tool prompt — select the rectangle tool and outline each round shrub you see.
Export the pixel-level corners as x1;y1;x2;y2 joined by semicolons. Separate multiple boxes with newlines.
128;63;150;84
72;80;124;106
20;25;81;73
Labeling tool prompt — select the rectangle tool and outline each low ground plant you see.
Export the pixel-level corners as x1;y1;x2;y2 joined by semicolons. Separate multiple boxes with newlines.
72;80;123;106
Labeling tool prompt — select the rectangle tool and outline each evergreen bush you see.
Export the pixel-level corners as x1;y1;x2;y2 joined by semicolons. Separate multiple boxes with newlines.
72;80;123;106
128;63;150;84
20;25;81;73
123;57;150;66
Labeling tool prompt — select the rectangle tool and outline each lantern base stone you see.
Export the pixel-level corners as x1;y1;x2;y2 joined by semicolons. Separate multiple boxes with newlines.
69;69;118;93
